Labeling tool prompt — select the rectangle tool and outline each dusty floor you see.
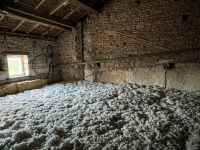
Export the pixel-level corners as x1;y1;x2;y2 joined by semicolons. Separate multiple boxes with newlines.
0;81;200;150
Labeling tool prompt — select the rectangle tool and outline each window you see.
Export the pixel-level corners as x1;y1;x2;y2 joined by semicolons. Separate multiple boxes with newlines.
7;55;29;78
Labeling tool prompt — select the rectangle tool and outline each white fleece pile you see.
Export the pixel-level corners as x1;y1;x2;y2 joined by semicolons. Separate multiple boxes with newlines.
0;81;200;150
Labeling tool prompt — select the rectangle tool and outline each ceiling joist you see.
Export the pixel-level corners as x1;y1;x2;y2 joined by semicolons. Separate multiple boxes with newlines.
53;30;63;37
0;0;105;39
6;13;67;34
68;0;97;13
74;11;88;22
26;23;40;34
49;0;97;16
62;6;79;19
33;0;46;10
0;30;55;41
1;0;75;29
14;0;19;3
0;14;5;23
12;19;25;32
41;27;54;36
49;0;68;16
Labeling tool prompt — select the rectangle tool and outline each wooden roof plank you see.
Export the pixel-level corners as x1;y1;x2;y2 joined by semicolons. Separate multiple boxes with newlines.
53;30;63;37
0;14;5;23
68;0;97;13
74;11;88;22
49;0;68;16
14;0;19;3
12;19;25;32
0;30;55;41
62;6;79;19
41;27;54;36
2;0;75;29
33;0;46;10
26;23;40;34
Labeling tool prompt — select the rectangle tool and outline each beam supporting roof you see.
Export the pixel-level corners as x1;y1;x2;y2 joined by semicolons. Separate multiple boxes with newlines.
0;30;55;41
26;23;40;34
14;0;19;3
33;0;46;10
7;13;67;33
49;0;68;16
68;0;97;12
12;19;25;32
49;0;97;16
74;11;88;22
62;6;79;19
1;0;75;29
41;27;54;36
0;13;5;23
53;30;63;37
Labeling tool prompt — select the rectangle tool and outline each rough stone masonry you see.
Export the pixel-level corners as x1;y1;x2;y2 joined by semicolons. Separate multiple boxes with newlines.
78;0;200;91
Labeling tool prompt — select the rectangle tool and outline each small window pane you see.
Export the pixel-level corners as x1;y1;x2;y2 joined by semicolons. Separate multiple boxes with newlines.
7;55;27;78
8;57;23;76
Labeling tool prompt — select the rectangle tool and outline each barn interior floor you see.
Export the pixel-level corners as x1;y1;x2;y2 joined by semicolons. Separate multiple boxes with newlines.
0;81;200;150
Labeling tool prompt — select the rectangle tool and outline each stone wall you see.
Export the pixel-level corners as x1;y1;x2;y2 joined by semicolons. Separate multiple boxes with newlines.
82;0;200;91
57;30;83;81
0;35;61;85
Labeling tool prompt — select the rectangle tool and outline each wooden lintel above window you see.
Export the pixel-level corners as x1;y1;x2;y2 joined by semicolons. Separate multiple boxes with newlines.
2;52;30;56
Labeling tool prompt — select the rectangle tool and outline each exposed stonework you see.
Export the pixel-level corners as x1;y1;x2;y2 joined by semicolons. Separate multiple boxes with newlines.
84;65;165;87
0;35;60;85
166;63;200;91
81;0;200;91
57;30;83;81
83;0;200;61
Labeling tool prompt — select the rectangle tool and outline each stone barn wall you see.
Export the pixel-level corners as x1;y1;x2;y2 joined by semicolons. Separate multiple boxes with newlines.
0;35;61;85
82;0;200;91
57;30;84;82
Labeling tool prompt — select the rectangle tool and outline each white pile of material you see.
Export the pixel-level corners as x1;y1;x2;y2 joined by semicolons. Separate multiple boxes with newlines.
0;81;200;150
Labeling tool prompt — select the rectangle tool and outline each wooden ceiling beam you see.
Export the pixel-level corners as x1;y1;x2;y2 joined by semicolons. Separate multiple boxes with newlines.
74;11;88;22
1;0;75;29
7;13;67;33
53;30;63;37
49;0;68;16
0;30;55;41
62;6;79;19
41;27;54;36
68;0;97;13
33;0;46;10
26;23;40;34
49;0;97;16
11;19;25;32
14;0;19;3
0;14;5;23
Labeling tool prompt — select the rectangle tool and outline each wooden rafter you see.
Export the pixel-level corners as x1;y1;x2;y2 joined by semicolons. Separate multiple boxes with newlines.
41;27;54;36
49;0;68;16
14;0;19;3
53;30;63;37
0;14;5;23
68;0;97;12
33;0;46;10
74;11;88;22
62;6;79;19
7;13;66;33
49;0;97;16
0;30;55;41
12;19;25;32
26;23;40;34
1;0;75;29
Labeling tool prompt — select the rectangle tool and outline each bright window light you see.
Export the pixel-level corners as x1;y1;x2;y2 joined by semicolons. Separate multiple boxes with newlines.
7;55;29;78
